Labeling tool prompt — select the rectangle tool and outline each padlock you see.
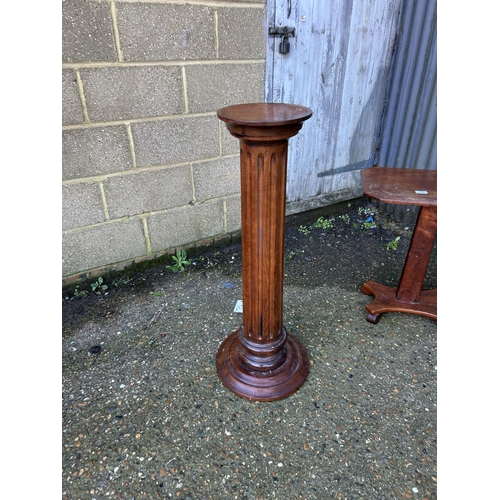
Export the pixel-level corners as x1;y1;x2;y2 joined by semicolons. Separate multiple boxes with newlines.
279;36;290;54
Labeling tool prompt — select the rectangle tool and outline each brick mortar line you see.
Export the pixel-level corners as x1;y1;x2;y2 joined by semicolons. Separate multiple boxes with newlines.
217;120;223;156
141;216;152;254
62;197;232;235
62;110;218;131
181;66;189;113
223;199;227;233
62;153;239;185
125;123;137;168
221;193;240;201
63;216;141;235
112;1;264;8
62;59;265;70
189;164;196;202
110;0;124;62
214;9;219;58
75;70;90;123
98;181;111;221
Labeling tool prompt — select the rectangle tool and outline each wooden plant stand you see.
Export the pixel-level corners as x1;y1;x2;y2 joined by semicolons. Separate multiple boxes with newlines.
216;103;312;401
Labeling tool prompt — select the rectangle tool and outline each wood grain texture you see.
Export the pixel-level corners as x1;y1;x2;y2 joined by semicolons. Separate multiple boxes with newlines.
361;166;436;206
216;103;311;401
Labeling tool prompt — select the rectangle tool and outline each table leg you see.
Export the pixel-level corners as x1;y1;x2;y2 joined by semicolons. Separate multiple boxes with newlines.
360;206;437;323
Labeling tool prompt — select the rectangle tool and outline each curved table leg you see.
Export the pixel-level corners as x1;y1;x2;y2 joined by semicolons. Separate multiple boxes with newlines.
360;205;437;323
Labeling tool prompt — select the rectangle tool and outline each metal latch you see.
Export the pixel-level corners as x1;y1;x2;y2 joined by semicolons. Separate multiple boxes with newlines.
269;26;295;54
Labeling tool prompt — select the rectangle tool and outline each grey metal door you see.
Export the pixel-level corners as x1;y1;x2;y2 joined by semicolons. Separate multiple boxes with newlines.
266;0;402;213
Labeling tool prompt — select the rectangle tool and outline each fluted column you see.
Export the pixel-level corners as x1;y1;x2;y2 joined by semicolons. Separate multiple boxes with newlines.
216;103;312;401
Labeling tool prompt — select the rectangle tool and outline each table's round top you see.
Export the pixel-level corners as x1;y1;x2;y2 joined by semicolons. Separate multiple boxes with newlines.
361;167;437;206
217;103;313;127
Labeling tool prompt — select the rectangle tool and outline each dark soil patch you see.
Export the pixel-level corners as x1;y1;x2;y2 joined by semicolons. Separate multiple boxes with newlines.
62;198;437;334
282;200;437;292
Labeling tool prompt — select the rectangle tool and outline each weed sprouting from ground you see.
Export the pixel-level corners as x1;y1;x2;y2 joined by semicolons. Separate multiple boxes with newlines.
298;206;378;237
166;249;191;273
312;216;334;229
386;236;401;250
91;277;108;295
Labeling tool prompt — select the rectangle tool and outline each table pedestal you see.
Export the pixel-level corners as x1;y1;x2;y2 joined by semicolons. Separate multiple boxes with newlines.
359;167;437;324
216;103;312;401
360;205;437;323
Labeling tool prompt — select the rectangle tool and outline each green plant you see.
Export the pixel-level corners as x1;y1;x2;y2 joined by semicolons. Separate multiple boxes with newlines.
166;249;191;273
312;216;334;229
195;255;217;268
73;285;88;298
91;277;108;295
113;275;132;287
354;221;374;231
298;225;311;235
386;236;401;250
338;214;350;223
285;249;304;263
352;206;377;232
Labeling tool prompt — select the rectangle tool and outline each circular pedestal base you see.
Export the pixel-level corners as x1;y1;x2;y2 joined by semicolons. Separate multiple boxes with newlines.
216;330;309;401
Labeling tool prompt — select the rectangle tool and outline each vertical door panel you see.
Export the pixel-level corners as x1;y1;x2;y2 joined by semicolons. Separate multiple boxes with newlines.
266;0;401;212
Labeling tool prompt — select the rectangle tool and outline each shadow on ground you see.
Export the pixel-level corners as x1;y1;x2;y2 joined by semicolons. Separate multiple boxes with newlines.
62;198;437;500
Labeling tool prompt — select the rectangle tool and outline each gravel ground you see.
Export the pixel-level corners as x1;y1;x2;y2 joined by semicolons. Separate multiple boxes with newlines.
62;200;437;500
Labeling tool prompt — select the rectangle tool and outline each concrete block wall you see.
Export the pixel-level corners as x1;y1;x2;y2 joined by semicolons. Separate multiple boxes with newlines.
62;0;266;282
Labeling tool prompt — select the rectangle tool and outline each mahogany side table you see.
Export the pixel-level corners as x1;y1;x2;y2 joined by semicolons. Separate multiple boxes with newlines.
216;103;312;401
360;166;437;324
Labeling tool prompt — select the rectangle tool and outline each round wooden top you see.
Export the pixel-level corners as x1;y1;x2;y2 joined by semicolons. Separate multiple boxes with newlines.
217;103;313;127
361;167;437;207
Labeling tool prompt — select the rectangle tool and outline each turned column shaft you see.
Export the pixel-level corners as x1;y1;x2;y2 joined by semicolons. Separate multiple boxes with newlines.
239;140;288;370
241;140;287;341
